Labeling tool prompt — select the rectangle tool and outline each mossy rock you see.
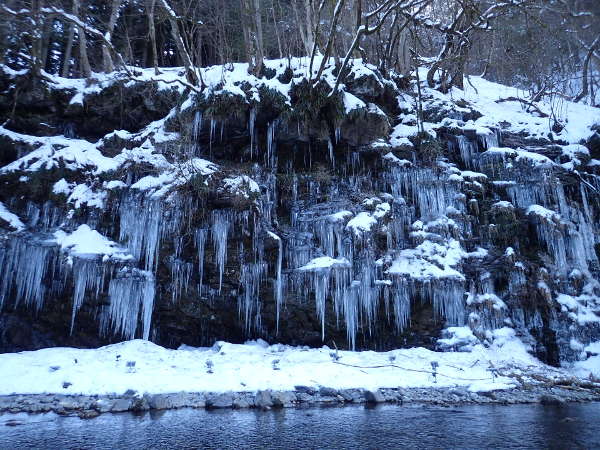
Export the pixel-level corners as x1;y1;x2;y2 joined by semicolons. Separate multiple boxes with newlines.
340;105;390;147
414;132;443;163
289;80;344;129
254;85;290;121
200;88;250;122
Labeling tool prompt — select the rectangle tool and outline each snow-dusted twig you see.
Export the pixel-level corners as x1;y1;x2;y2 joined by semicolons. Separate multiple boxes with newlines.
332;361;492;381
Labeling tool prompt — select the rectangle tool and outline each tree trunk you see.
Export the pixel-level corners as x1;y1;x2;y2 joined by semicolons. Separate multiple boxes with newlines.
158;0;200;86
30;0;44;78
61;0;78;77
240;0;256;72
102;0;121;73
76;0;92;78
304;0;316;57
271;0;283;59
291;0;310;57
39;17;52;73
145;0;159;74
252;0;264;75
575;34;600;103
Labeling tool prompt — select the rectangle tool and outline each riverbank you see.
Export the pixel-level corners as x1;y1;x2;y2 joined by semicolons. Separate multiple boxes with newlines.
1;383;600;419
2;335;600;418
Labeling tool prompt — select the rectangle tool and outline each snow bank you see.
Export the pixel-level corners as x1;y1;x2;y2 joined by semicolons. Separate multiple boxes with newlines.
461;76;600;143
0;334;546;396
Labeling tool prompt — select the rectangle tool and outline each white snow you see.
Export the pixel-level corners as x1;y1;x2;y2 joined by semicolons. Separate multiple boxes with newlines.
492;201;514;210
221;175;260;199
388;239;465;280
438;326;478;350
131;158;218;197
67;184;107;209
383;152;412;165
482;147;554;167
0;332;554;396
346;212;378;236
104;180;127;190
343;91;366;113
0;127;120;175
527;205;560;222
460;170;488;181
556;293;600;325
52;178;72;195
54;224;132;260
327;210;353;223
460;76;600;144
0;201;25;231
571;341;600;379
297;256;351;271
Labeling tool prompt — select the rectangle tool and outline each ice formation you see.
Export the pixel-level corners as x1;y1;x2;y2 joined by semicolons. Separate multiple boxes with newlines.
0;59;598;367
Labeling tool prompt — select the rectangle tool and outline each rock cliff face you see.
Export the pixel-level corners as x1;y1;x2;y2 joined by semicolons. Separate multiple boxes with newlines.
0;60;599;368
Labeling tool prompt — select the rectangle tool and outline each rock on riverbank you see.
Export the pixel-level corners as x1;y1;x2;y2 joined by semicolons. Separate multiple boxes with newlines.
1;384;599;419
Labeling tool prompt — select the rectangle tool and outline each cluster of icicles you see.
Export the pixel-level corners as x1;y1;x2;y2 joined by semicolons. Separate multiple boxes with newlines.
0;233;155;341
1;119;598;350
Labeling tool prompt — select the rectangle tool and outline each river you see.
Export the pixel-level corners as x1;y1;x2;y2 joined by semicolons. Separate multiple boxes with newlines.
1;402;599;449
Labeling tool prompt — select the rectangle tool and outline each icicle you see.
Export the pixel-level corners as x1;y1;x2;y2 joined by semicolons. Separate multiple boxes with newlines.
509;262;526;293
0;236;56;311
478;130;498;151
452;135;478;168
273;233;283;335
169;256;193;303
429;279;465;326
211;211;230;293
357;263;377;334
392;280;411;333
104;268;155;340
530;216;568;274
314;271;330;341
195;228;208;287
238;261;267;333
328;138;335;169
209;118;217;153
389;167;462;221
70;257;104;334
119;195;162;272
267;120;278;167
342;280;360;350
249;108;256;157
192;110;203;142
25;201;65;231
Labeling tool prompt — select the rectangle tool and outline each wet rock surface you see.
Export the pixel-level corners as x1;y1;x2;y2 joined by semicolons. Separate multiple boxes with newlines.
1;383;599;418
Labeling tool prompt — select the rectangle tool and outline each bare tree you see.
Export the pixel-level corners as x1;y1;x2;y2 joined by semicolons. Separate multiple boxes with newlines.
332;0;432;94
157;0;202;86
30;0;44;78
102;0;123;73
61;0;78;77
145;0;160;75
76;1;92;77
240;0;265;74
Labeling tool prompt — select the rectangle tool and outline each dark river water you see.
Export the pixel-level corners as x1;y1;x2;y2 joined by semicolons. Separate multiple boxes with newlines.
1;402;599;449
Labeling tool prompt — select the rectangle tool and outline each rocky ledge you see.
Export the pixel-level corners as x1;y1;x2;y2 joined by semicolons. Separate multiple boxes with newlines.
2;383;599;420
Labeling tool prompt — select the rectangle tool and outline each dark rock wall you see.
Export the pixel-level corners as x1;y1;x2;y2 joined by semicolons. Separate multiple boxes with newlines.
0;66;599;367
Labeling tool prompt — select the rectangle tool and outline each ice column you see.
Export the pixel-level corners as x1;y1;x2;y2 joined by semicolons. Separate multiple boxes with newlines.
105;268;155;340
211;211;230;293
